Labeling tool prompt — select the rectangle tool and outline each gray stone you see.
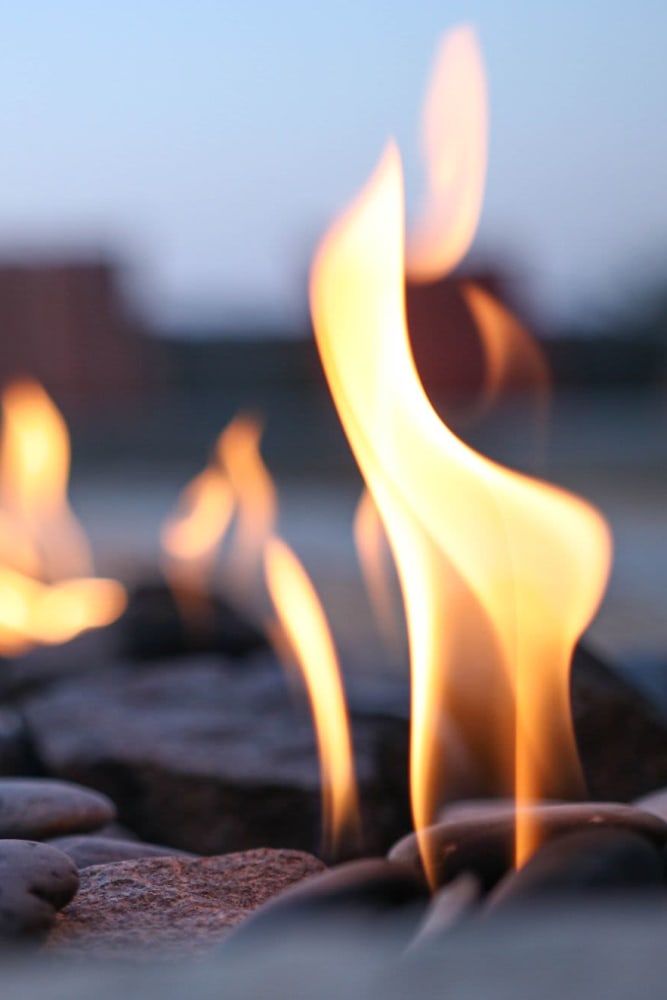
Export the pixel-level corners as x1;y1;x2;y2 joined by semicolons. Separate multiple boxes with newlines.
487;829;665;911
46;835;194;869
0;778;115;840
388;802;667;890
21;658;420;856
405;874;480;951
634;787;667;822
224;858;429;952
0;839;78;939
45;848;325;959
0;709;37;777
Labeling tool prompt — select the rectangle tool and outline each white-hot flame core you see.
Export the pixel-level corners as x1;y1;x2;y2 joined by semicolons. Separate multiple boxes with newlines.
310;145;611;880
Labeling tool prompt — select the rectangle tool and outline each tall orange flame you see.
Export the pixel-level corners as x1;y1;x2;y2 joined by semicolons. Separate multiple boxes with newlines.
265;538;360;856
310;146;611;881
0;379;126;655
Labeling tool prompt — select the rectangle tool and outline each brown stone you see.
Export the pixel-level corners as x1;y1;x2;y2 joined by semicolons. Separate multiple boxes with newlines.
45;848;325;959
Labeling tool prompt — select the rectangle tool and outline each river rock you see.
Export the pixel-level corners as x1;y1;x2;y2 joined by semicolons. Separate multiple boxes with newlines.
20;657;417;856
0;839;79;939
388;802;667;890
0;778;116;839
46;848;325;959
486;829;665;912
46;835;194;869
224;858;429;952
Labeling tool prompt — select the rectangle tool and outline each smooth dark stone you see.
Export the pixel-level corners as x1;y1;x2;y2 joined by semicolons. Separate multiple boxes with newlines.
0;839;79;939
121;581;267;660
388;803;667;891
571;644;667;800
45;835;194;869
486;829;665;912
21;658;414;856
0;778;116;840
223;858;430;952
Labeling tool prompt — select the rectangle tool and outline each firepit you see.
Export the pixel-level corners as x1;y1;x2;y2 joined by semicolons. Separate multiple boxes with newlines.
0;20;666;1000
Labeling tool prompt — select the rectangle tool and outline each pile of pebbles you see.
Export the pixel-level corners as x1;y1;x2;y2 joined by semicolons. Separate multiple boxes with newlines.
2;772;667;966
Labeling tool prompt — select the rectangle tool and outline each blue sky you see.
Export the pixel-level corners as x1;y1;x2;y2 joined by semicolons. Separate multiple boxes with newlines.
0;1;665;330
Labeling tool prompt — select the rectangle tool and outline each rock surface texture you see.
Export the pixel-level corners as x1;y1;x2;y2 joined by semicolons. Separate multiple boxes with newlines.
45;849;325;958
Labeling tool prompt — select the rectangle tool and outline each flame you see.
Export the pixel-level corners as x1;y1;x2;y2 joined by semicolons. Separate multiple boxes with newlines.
0;378;126;655
217;415;277;601
310;145;611;881
161;467;234;596
406;26;488;281
353;488;403;657
1;380;92;580
265;536;360;856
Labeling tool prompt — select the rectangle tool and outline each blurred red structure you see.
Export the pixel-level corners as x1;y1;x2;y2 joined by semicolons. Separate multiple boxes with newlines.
0;257;152;407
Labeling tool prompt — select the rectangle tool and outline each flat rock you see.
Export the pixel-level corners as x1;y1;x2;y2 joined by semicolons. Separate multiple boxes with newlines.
45;848;325;959
0;778;116;839
388;802;667;890
20;657;418;856
0;839;79;939
46;835;194;869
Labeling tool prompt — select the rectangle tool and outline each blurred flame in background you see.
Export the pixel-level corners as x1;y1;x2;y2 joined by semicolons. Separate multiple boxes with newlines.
162;412;276;609
265;537;360;856
0;379;126;655
162;412;360;853
310;137;611;882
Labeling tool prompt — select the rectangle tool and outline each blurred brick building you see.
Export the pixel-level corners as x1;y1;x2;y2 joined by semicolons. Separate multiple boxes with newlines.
0;257;155;408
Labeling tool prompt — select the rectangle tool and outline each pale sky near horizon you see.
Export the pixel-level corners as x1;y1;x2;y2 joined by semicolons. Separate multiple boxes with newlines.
0;1;665;332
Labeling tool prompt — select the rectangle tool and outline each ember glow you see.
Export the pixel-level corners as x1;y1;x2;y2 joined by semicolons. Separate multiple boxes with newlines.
0;379;126;655
310;140;611;879
265;537;360;856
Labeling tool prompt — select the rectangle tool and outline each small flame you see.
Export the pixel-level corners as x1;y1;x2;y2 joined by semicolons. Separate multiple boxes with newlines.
353;488;403;657
0;379;126;655
217;415;277;602
265;536;360;857
406;26;488;281
161;467;234;597
310;145;611;882
1;380;91;580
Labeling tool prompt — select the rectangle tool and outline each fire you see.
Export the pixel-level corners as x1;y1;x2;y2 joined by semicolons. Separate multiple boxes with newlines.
310;144;611;880
161;413;276;608
265;536;360;856
217;414;277;602
0;379;126;655
406;25;487;282
161;466;234;598
163;414;360;852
